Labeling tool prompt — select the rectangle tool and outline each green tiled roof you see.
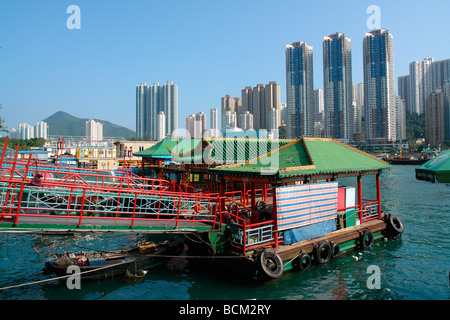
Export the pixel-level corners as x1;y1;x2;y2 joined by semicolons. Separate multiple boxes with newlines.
133;139;179;158
210;138;391;179
167;138;294;164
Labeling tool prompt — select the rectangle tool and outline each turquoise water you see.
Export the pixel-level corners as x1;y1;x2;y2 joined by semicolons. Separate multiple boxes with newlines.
0;165;449;300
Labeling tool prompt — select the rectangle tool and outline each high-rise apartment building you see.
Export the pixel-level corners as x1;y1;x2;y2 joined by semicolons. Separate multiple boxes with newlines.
399;58;450;115
396;96;407;141
136;81;178;140
34;121;48;140
398;75;410;114
363;29;396;142
285;41;314;139
86;119;103;146
186;114;196;139
195;112;206;138
221;95;241;128
240;82;281;130
425;88;445;145
323;33;353;141
186;112;206;139
156;111;166;141
352;83;364;140
222;111;236;128
239;111;254;130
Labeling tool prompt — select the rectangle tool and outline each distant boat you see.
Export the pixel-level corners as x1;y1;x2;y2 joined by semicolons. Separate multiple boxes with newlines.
383;157;429;165
42;240;184;280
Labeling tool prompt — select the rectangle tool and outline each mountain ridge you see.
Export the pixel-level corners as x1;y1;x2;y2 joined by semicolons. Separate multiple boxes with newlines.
43;111;136;138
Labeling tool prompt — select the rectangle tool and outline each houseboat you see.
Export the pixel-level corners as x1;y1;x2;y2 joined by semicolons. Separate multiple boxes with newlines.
0;136;403;281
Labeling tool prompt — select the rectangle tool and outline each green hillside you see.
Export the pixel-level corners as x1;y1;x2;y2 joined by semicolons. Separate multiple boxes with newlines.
43;111;135;138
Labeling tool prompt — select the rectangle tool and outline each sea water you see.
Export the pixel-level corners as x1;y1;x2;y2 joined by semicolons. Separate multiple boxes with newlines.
0;165;448;300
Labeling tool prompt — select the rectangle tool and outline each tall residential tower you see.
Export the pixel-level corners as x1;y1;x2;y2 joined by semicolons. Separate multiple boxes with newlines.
363;29;396;142
285;41;314;139
323;33;353;141
136;81;178;140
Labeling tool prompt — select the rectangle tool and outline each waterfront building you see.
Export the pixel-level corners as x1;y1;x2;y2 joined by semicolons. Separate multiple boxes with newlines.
363;29;396;142
136;81;178;140
323;33;353;141
285;41;314;139
86;119;103;146
156;111;166;141
425;87;445;145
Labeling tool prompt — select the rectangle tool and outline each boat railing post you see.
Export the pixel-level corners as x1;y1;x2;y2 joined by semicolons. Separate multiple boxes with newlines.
130;192;138;228
175;195;181;228
14;181;25;225
77;188;87;228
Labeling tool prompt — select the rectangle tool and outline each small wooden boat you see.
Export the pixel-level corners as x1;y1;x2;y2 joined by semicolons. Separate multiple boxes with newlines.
42;240;184;280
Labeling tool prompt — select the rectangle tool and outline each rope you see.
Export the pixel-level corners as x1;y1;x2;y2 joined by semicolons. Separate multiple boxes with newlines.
0;252;246;291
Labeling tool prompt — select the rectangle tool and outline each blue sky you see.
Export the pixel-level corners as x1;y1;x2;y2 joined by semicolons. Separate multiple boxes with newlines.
0;0;449;134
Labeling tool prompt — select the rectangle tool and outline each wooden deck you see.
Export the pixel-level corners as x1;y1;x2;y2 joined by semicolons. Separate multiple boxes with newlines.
275;218;387;261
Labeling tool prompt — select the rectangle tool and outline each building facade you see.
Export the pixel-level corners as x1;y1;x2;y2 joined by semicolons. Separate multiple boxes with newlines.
285;41;314;139
425;88;445;145
323;33;353;141
86;119;103;146
136;81;178;140
363;29;396;142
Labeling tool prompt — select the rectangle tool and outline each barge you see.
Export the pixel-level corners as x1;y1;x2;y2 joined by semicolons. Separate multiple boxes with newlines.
0;136;404;281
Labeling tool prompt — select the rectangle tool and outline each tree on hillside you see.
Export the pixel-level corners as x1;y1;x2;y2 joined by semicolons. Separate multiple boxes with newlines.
0;104;8;133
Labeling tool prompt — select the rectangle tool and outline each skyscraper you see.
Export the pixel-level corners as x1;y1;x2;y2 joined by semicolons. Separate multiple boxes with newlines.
239;111;253;130
323;33;353;141
363;29;396;142
209;108;219;137
136;81;178;140
285;41;314;139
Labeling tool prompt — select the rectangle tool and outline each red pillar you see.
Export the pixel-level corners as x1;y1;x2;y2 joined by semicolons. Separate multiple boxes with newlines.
376;172;381;217
272;185;279;248
357;175;363;222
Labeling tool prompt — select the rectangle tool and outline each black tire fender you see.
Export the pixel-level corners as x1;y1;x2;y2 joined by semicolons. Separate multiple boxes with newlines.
331;242;340;258
292;252;311;271
314;241;332;265
360;229;374;249
259;249;284;279
387;215;404;235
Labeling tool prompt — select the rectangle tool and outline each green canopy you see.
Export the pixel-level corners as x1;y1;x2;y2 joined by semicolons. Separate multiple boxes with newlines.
415;149;450;183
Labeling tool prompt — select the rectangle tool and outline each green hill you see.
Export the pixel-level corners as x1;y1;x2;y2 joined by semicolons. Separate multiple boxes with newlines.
43;111;136;139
